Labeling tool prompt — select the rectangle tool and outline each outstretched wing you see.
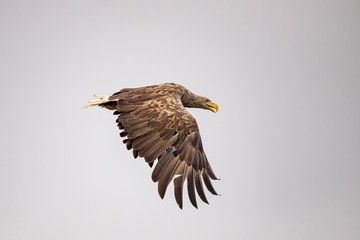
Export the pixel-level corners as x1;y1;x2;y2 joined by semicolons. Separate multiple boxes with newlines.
111;86;219;209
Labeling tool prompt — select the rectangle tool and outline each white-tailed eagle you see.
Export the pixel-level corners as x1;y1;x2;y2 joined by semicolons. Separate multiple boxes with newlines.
84;83;219;209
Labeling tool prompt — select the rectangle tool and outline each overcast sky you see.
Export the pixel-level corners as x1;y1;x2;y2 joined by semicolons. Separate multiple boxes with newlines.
1;0;359;239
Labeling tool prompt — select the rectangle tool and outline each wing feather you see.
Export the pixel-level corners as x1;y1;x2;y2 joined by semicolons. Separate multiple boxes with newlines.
144;134;178;163
187;168;198;208
174;165;189;209
202;170;218;195
152;148;174;182
158;158;182;199
127;126;152;139
195;171;209;204
133;131;158;150
124;121;148;132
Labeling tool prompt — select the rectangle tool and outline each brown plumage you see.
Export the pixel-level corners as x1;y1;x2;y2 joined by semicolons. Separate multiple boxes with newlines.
84;83;219;209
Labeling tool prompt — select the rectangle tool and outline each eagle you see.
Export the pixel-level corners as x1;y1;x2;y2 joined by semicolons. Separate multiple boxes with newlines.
84;83;219;209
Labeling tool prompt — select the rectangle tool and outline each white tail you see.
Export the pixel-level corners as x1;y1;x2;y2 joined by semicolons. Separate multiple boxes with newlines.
83;94;110;108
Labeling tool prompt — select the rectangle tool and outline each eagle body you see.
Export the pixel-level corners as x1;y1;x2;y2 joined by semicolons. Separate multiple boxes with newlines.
85;83;219;209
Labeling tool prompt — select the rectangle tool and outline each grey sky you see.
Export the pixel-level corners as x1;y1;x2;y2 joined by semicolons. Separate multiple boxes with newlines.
1;0;359;239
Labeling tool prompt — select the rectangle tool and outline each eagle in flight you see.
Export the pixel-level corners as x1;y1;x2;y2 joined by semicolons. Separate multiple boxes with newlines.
84;83;219;209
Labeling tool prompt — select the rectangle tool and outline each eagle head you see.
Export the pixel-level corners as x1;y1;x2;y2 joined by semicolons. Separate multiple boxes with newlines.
181;91;218;113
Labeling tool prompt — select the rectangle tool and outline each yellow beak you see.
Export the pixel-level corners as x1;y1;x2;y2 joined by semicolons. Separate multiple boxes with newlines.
205;102;219;113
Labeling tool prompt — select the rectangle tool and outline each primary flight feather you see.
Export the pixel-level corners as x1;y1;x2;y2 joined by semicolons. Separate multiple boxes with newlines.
84;83;219;209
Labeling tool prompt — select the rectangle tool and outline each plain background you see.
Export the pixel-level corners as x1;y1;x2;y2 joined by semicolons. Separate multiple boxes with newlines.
1;0;359;239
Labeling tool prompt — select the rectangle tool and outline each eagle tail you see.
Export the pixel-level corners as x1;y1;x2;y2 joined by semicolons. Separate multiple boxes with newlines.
83;94;117;110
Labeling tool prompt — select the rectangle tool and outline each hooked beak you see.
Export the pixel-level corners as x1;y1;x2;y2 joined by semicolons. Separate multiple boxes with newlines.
205;101;219;113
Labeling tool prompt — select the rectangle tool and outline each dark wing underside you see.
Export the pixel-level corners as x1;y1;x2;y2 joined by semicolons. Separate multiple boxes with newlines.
111;85;219;209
